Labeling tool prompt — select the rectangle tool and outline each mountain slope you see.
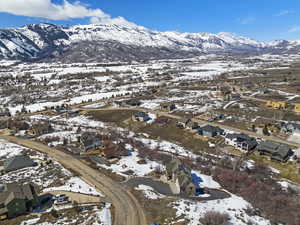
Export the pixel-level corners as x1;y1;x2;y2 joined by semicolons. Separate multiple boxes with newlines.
0;21;299;62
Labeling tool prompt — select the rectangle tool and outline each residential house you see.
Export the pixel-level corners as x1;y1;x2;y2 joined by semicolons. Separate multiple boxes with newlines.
125;99;141;107
266;101;287;110
295;104;300;113
132;112;151;122
3;155;36;173
80;133;102;152
281;123;300;135
225;133;257;152
28;123;53;136
0;108;10;117
176;118;192;129
0;120;8;129
0;183;39;220
7;119;30;132
165;158;197;196
160;103;176;112
66;109;80;117
257;141;293;162
198;125;224;137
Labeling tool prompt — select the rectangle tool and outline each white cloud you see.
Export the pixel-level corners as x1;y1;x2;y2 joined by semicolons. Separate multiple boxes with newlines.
0;0;110;21
288;26;300;33
237;17;255;25
275;10;293;17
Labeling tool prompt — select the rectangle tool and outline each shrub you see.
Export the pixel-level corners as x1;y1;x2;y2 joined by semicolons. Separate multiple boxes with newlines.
200;211;230;225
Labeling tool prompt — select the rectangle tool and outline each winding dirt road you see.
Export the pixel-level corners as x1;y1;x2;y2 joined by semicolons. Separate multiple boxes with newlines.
0;135;147;225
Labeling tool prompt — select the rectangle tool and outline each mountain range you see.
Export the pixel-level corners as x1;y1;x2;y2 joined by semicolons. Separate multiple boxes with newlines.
0;20;300;62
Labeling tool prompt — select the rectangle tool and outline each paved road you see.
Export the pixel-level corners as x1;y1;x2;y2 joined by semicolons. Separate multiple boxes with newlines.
0;135;147;225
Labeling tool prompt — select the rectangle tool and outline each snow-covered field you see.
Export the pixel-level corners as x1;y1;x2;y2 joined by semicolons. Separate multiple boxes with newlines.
43;177;103;196
0;139;25;158
101;150;161;177
172;194;270;225
135;185;165;199
287;133;300;144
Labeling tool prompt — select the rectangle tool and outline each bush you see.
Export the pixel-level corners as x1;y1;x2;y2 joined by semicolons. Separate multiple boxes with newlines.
200;211;230;225
212;167;300;225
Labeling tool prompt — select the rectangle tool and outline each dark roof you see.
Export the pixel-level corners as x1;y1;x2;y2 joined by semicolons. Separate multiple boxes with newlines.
4;155;35;172
289;123;300;130
226;133;257;147
0;183;37;205
166;158;194;189
125;99;141;106
135;111;148;118
80;133;101;149
257;141;291;157
200;125;224;134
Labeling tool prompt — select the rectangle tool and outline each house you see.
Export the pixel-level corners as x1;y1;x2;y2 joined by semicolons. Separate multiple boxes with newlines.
132;112;151;122
7;119;30;132
176;118;192;129
3;155;36;173
281;123;300;135
160;103;176;112
215;86;232;101
225;133;257;152
295;104;300;113
125;99;141;107
80;133;102;152
198;125;224;137
257;141;293;162
66;109;80;118
0;120;8;129
266;101;287;110
0;108;10;117
165;158;197;196
28;123;53;136
0;183;39;220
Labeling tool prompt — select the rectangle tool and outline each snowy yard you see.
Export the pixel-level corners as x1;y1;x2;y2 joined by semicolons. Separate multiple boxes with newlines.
172;195;270;225
43;177;103;196
0;139;26;158
135;185;165;199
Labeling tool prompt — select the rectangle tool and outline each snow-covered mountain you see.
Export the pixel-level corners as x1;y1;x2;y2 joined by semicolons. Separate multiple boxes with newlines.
0;21;299;62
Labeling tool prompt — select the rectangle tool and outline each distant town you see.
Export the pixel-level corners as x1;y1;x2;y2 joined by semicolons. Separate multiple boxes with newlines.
0;53;299;225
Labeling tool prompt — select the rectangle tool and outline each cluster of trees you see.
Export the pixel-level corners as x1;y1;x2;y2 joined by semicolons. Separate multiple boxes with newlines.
212;164;300;225
200;211;230;225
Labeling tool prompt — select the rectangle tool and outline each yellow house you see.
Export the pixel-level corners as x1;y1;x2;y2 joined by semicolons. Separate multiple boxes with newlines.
266;101;286;110
295;104;300;113
266;101;273;107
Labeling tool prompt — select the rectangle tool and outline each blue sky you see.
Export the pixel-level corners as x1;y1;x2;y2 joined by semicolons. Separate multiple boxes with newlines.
0;0;300;41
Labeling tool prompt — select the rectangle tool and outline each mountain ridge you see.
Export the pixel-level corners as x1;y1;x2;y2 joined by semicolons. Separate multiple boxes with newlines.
0;22;299;62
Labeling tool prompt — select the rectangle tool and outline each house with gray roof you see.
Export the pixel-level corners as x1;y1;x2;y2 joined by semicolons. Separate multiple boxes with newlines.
133;112;151;122
80;132;102;152
177;118;192;129
165;158;197;196
282;123;300;135
225;133;257;152
0;183;39;220
198;125;224;137
257;141;293;162
3;155;36;173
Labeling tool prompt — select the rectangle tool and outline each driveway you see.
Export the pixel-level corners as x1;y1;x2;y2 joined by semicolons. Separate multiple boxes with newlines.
125;177;230;201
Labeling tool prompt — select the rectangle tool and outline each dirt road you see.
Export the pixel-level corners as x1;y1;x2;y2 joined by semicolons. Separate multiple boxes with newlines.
0;135;147;225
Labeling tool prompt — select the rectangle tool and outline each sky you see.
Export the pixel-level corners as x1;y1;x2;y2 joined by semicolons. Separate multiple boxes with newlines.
0;0;300;41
